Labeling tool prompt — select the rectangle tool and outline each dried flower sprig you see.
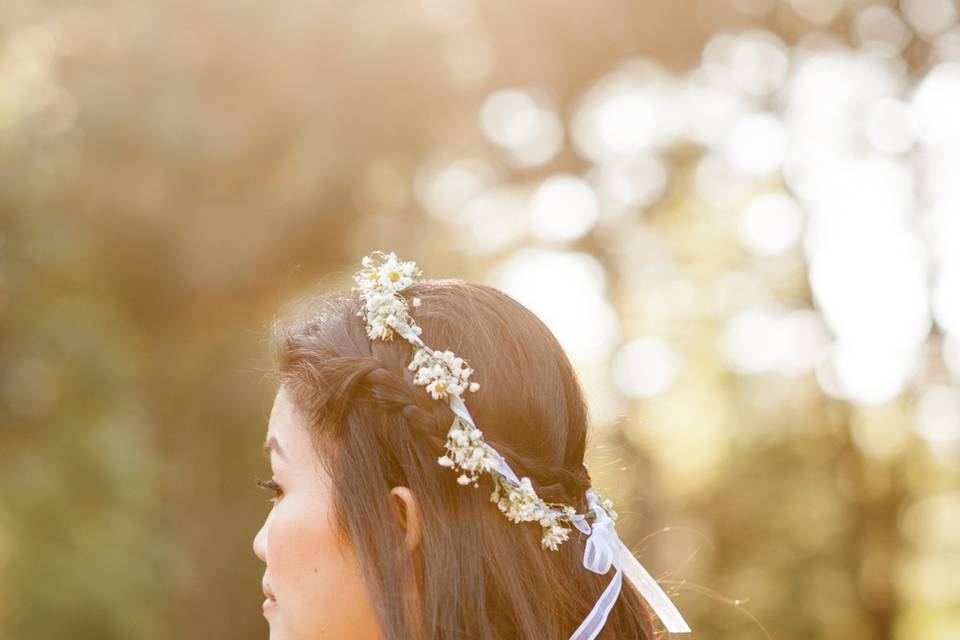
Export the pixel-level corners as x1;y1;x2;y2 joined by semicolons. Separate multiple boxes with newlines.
436;415;499;486
410;347;481;400
352;251;424;341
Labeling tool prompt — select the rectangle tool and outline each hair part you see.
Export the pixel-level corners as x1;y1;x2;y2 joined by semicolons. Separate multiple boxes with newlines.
268;278;663;640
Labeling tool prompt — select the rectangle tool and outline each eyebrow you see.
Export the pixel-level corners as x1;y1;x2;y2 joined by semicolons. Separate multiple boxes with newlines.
262;435;286;460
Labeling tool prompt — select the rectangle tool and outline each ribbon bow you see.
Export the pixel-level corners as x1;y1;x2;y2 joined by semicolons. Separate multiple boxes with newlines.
567;489;691;639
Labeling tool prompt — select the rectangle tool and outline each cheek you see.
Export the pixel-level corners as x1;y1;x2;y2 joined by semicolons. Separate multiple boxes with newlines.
266;494;381;640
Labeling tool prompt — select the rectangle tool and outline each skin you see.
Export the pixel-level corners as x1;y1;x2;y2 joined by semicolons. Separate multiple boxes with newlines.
253;385;422;639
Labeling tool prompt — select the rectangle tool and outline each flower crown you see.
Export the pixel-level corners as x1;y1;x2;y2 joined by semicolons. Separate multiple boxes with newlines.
351;251;692;636
352;250;611;550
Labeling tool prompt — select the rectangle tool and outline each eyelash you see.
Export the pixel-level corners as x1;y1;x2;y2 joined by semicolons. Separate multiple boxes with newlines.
256;476;284;503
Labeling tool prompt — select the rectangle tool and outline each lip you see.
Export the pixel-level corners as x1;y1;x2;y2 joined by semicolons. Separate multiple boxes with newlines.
262;580;277;615
263;597;277;615
262;579;277;599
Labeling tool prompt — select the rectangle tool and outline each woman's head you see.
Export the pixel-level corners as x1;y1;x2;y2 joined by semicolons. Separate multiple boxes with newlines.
253;278;660;640
253;384;385;639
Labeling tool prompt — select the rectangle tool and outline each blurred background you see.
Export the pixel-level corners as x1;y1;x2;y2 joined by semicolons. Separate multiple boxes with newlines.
2;0;959;638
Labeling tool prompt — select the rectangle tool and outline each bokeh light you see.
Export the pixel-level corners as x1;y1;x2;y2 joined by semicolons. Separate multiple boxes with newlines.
479;88;564;168
527;174;599;242
611;337;683;398
491;248;620;364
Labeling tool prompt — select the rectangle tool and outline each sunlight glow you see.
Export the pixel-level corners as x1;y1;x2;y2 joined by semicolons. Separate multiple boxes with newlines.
611;337;683;398
527;174;599;242
492;249;621;364
479;89;564;168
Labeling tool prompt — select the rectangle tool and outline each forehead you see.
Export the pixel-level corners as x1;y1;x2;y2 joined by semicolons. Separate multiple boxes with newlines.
269;386;297;426
264;387;300;456
263;386;335;476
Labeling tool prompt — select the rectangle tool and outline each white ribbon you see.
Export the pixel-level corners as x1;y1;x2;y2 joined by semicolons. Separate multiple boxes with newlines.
396;322;691;636
567;489;691;638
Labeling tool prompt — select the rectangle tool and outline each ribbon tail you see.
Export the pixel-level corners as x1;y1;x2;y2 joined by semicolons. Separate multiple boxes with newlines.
568;566;623;640
615;538;692;633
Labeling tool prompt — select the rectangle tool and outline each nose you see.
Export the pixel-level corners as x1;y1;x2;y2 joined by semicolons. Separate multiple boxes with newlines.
253;513;269;563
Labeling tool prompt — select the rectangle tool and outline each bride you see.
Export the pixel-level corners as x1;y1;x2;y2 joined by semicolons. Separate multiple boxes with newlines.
252;252;690;640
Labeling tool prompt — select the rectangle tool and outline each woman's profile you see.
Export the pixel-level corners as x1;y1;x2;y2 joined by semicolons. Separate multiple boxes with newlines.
252;251;692;640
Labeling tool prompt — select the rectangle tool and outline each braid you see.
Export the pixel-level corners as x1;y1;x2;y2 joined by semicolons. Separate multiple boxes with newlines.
358;364;591;510
537;462;592;511
359;364;445;447
487;440;593;512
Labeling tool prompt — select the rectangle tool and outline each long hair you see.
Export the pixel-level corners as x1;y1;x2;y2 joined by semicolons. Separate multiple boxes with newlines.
269;277;664;640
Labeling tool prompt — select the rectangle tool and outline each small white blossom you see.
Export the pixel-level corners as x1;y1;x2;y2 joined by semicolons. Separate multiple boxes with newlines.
600;497;618;521
409;347;479;400
438;417;500;488
497;477;549;524
541;523;571;551
351;252;423;341
353;251;418;295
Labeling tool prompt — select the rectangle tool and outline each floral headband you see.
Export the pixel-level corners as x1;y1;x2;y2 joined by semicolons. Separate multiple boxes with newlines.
351;251;691;638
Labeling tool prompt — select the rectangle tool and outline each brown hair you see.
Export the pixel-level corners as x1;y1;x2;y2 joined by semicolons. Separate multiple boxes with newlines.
269;277;664;640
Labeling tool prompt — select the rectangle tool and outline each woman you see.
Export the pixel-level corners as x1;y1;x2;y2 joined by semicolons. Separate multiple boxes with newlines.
252;252;690;639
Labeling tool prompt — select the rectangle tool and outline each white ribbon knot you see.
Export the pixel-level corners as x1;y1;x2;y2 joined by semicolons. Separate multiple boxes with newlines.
567;489;691;639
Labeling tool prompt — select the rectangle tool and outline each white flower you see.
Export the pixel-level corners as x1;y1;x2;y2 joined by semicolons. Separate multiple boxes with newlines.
355;289;416;340
599;497;618;521
409;347;479;400
351;252;424;341
437;417;499;488
497;477;549;524
354;251;419;294
375;252;418;292
541;523;571;551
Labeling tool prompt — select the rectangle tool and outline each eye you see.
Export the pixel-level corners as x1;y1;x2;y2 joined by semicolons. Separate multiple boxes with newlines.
256;476;284;504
